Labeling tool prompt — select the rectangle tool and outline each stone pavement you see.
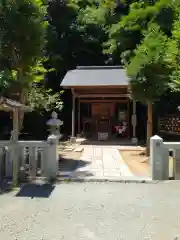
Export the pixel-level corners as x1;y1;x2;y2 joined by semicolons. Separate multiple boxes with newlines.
59;145;150;180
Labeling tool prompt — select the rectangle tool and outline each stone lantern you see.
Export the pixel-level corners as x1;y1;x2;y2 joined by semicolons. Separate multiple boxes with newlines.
46;111;63;139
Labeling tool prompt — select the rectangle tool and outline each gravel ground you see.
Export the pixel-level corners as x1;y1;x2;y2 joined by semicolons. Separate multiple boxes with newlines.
0;182;180;240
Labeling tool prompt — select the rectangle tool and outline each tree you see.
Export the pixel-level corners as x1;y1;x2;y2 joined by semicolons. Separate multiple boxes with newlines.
47;0;110;74
103;0;179;153
165;12;180;91
77;0;132;64
47;0;113;132
0;0;47;131
105;0;178;63
127;23;170;152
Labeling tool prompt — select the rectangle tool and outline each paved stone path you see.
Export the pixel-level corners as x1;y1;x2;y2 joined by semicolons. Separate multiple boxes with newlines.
71;146;136;179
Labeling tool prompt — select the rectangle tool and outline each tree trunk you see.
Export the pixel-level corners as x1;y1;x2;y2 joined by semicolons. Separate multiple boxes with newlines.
17;69;27;133
146;101;153;156
18;88;27;132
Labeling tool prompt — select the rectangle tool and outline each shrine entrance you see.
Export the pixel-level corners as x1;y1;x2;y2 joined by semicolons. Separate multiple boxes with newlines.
80;99;130;140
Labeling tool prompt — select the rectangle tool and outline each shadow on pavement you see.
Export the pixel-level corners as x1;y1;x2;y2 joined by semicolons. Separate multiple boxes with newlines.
59;157;91;176
0;179;12;194
15;183;55;198
80;139;134;146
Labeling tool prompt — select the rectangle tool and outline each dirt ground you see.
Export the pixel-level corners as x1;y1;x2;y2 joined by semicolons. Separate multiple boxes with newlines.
120;150;151;177
121;151;176;179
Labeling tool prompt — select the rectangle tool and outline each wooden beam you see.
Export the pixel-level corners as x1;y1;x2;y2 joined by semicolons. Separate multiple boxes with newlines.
74;87;128;95
76;94;130;98
70;85;128;89
80;99;128;103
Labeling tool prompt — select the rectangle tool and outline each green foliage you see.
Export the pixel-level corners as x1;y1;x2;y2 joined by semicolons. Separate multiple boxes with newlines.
0;0;47;73
0;70;14;91
0;0;62;114
127;23;170;102
77;0;115;26
0;0;64;115
75;0;132;64
105;0;178;63
27;84;63;112
101;0;180;103
165;14;180;91
46;0;134;73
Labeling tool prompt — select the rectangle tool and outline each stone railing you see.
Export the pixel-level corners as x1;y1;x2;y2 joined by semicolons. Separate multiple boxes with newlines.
0;134;59;184
18;141;49;180
0;141;10;182
150;135;180;180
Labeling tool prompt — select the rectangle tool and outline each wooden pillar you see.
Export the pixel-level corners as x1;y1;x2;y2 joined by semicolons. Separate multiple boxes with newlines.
12;108;19;140
71;89;75;138
147;101;153;139
127;99;130;139
131;99;138;144
12;108;19;187
132;100;136;137
78;98;80;134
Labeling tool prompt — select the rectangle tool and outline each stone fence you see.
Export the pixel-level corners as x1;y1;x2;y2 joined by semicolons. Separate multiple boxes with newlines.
0;134;59;185
150;135;180;180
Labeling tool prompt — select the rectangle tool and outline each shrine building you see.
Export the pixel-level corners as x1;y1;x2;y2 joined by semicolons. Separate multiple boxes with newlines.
60;66;138;143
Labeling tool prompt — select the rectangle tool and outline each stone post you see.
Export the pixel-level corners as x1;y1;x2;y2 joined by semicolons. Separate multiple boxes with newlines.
5;146;13;178
11;130;19;187
173;149;180;179
150;135;169;180
46;134;59;180
0;147;3;181
131;99;138;144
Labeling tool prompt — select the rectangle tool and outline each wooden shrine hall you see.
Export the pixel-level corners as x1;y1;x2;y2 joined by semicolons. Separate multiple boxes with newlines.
60;66;138;143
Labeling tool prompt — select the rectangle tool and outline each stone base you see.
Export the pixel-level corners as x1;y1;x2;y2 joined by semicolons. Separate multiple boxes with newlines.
131;137;138;144
70;136;76;143
98;132;108;141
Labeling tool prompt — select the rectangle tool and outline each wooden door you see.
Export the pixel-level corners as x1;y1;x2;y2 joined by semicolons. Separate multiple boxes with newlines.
92;103;115;118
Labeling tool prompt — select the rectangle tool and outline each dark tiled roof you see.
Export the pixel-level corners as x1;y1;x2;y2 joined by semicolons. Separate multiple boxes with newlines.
60;66;129;87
